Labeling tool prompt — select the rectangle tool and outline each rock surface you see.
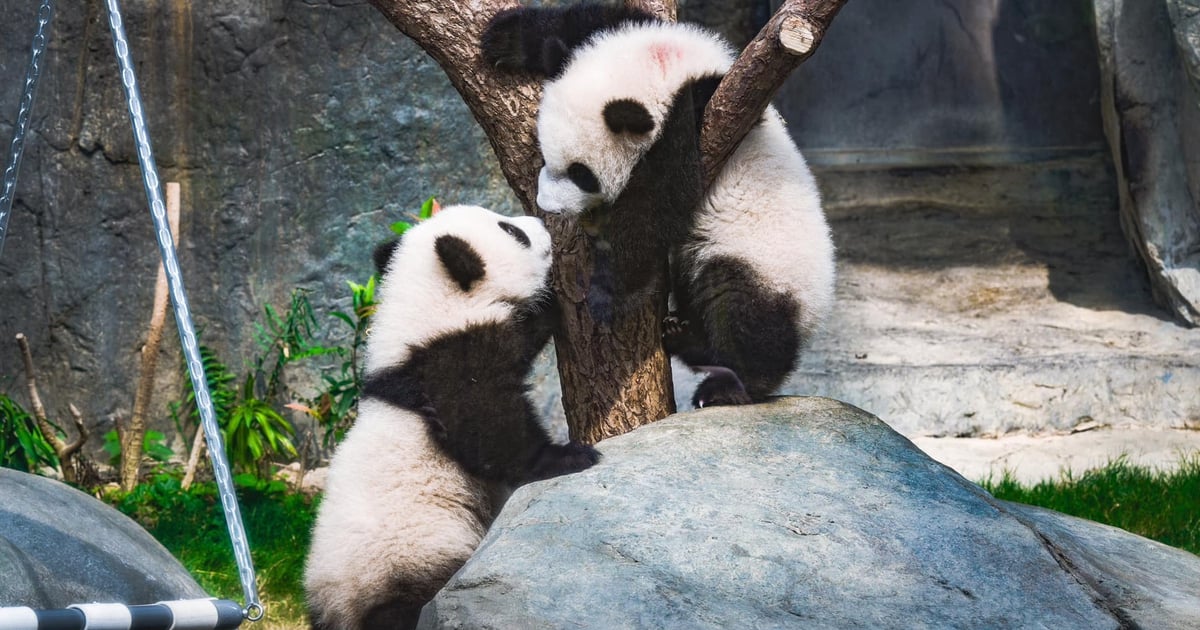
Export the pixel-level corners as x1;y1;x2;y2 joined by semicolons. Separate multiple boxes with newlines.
0;468;206;608
421;398;1200;629
1094;0;1200;325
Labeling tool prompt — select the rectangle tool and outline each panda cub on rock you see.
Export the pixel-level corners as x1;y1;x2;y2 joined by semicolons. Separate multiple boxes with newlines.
483;5;836;408
304;205;599;630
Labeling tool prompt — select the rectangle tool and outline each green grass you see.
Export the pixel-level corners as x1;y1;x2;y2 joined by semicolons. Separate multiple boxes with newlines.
106;473;317;629
980;456;1200;555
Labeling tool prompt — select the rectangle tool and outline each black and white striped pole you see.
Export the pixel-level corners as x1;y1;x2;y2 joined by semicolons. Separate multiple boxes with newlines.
0;600;244;630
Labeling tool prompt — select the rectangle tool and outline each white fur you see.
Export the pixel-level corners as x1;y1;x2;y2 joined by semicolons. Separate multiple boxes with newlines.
364;205;552;373
686;112;835;337
537;21;836;350
305;400;503;629
306;205;551;628
537;22;733;211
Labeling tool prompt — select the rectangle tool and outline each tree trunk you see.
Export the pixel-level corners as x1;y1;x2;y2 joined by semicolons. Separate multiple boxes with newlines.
367;0;849;442
120;182;181;491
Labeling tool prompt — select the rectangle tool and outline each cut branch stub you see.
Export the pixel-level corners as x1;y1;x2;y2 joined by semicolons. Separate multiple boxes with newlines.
700;0;850;185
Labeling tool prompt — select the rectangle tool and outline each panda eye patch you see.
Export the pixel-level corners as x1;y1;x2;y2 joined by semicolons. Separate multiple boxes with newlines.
566;162;601;194
498;221;531;247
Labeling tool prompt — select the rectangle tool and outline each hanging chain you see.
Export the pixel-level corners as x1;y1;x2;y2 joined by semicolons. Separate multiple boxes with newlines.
0;0;53;259
103;0;263;621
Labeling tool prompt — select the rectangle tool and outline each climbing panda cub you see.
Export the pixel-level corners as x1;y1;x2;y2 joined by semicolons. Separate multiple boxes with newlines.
304;205;600;630
483;5;836;408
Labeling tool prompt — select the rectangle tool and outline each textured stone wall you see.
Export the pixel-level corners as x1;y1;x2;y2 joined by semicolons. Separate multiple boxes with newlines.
0;0;514;449
780;0;1106;165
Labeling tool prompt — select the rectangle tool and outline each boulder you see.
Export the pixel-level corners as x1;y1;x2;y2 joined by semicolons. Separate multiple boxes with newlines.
1093;0;1200;326
0;468;207;608
421;398;1200;629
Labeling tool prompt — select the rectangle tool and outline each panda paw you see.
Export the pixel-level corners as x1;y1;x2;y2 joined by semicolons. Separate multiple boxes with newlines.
662;315;687;337
692;366;753;408
661;315;690;353
529;441;601;481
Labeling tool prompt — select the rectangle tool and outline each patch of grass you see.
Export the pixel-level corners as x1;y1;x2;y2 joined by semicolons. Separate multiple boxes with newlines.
106;473;318;628
980;456;1200;555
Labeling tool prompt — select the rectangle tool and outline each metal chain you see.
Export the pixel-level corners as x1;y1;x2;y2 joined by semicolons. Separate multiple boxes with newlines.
0;0;53;259
103;0;263;621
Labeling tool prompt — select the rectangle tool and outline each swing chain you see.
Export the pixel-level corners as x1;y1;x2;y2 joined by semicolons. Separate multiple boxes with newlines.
103;0;263;619
0;0;53;259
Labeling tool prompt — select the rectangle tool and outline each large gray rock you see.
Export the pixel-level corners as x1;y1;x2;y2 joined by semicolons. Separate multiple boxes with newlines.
0;468;206;608
1094;0;1200;326
421;398;1200;629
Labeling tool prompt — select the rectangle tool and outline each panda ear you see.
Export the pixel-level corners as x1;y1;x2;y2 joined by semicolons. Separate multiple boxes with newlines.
435;235;486;292
603;99;654;135
373;239;400;276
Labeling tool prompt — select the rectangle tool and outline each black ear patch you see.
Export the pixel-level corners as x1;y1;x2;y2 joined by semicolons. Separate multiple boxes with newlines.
435;235;486;292
373;239;400;276
603;99;655;135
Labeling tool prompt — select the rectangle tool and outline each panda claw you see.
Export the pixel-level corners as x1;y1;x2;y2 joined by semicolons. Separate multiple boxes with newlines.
662;315;688;337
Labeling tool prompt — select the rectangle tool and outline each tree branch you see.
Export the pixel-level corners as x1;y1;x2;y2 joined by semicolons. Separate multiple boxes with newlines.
121;182;181;491
700;0;850;184
367;0;849;441
15;333;88;483
628;0;676;20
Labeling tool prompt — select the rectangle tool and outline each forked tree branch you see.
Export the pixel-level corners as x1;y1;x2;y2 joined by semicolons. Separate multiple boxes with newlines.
16;333;89;483
368;0;847;209
366;0;848;439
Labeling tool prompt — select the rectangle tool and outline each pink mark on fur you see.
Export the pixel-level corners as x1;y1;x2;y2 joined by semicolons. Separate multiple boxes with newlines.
648;42;680;78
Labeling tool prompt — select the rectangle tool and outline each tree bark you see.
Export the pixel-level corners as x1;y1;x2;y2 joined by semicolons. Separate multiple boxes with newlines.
367;0;848;441
120;182;181;491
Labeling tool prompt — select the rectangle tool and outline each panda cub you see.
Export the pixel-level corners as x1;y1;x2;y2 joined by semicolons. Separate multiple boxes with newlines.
483;5;836;408
304;205;600;630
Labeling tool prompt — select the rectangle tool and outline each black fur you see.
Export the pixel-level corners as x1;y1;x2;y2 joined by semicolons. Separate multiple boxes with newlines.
667;254;802;406
567;162;602;194
362;296;598;485
603;99;655;135
373;239;400;276
498;220;531;247
434;234;486;292
582;75;721;324
482;5;656;78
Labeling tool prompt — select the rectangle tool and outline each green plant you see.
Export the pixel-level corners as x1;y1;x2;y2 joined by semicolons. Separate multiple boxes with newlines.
0;393;58;472
389;195;439;236
102;429;173;467
225;375;297;477
254;290;339;402
982;456;1200;555
292;276;377;447
170;343;238;433
173;339;296;479
104;471;317;627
